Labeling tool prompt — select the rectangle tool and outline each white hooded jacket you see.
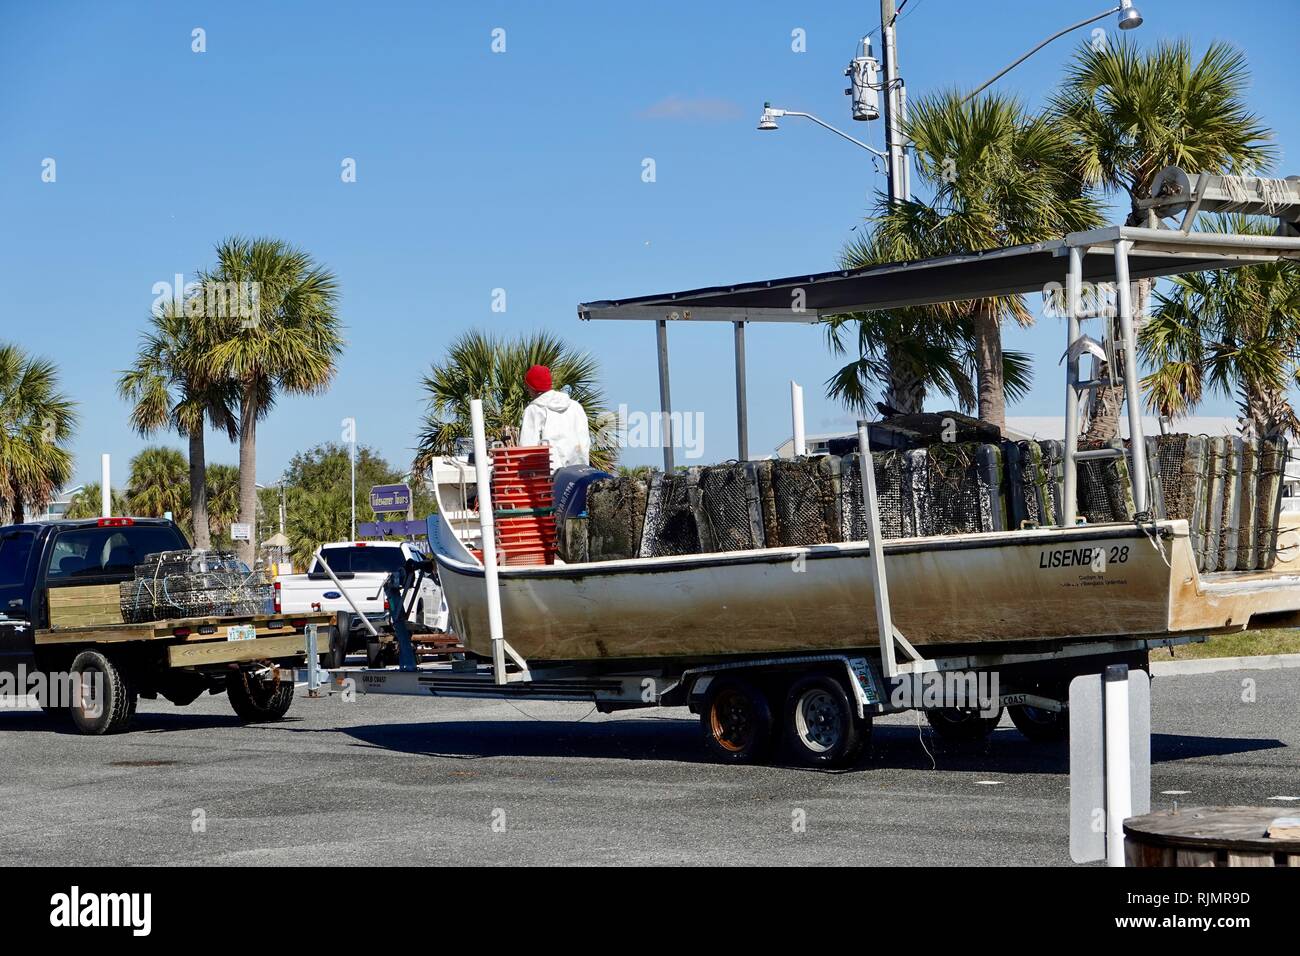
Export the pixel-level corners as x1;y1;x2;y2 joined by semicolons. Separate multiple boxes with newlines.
519;389;591;470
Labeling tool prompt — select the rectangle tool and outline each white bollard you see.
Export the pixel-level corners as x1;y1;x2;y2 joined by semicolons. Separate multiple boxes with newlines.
1104;664;1132;866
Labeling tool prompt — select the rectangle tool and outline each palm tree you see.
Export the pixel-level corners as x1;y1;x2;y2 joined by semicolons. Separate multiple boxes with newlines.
119;304;237;548
126;446;190;522
414;329;617;474
64;483;128;520
204;463;241;547
0;344;77;523
1140;215;1300;439
1050;38;1276;440
201;237;343;564
838;91;1101;427
825;229;1034;416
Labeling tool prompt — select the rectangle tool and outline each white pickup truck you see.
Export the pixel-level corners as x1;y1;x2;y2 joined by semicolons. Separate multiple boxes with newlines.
275;541;447;665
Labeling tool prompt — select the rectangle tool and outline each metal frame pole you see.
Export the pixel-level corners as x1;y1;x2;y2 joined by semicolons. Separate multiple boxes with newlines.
470;398;509;684
1063;246;1083;525
656;319;675;471
1113;240;1150;515
734;321;749;460
858;422;898;679
1104;663;1132;867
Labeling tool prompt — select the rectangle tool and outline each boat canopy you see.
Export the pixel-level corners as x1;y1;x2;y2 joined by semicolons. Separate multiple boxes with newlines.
576;223;1300;479
578;225;1300;323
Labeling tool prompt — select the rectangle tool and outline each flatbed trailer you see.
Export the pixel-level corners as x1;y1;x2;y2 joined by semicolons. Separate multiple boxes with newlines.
32;610;333;734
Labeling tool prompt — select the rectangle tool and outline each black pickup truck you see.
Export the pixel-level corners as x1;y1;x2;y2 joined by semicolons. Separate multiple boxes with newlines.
0;517;331;734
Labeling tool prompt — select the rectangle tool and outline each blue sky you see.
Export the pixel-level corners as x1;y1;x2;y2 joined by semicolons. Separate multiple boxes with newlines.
2;0;1296;487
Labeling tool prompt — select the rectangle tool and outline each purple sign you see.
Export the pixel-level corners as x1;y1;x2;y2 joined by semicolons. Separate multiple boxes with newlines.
369;483;411;514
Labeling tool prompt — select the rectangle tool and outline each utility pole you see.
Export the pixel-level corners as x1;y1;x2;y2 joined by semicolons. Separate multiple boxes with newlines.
879;0;908;204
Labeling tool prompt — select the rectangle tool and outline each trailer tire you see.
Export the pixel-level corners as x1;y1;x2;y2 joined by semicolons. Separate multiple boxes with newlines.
322;625;349;669
68;650;137;735
783;675;868;768
1008;703;1068;743
924;705;1003;743
227;670;294;722
699;677;775;765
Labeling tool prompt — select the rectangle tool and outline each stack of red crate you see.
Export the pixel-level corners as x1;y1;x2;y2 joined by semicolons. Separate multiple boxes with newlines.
490;446;555;565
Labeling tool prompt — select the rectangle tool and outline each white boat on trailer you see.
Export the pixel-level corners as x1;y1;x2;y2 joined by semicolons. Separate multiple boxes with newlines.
311;169;1300;766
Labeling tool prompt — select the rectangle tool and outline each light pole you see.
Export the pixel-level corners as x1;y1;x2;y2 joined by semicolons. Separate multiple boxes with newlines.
963;1;1142;102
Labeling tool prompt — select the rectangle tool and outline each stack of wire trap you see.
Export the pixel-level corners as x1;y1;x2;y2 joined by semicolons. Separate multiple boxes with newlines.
119;550;273;623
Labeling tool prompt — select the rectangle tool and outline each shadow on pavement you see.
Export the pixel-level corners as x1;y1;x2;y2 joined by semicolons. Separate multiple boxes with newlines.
305;716;1287;774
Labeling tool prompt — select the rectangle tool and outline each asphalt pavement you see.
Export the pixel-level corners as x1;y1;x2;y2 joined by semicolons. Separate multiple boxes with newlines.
0;663;1295;865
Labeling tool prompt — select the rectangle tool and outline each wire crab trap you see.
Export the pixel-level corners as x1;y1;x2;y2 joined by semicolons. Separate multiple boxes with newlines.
119;550;274;624
693;461;766;552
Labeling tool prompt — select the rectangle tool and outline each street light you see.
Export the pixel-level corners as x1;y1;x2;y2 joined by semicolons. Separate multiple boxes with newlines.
964;1;1142;102
757;103;888;158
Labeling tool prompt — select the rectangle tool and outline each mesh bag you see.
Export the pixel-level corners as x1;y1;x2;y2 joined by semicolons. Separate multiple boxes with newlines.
758;456;843;547
556;516;590;564
694;462;765;552
910;443;1005;536
1075;442;1136;524
1218;438;1244;571
838;450;911;541
639;469;703;558
1201;437;1229;572
585;475;649;562
1005;440;1062;528
1235;439;1259;571
1254;437;1288;570
119;550;273;624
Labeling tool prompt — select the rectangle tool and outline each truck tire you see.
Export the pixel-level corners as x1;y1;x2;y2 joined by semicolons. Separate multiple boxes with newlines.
1008;703;1068;743
68;650;137;735
227;670;294;722
783;675;868;768
699;677;775;765
924;705;1004;743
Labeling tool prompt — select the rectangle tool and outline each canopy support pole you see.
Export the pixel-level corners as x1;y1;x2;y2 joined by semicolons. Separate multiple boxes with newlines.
656;319;675;471
1114;240;1150;516
734;321;749;460
1062;246;1082;525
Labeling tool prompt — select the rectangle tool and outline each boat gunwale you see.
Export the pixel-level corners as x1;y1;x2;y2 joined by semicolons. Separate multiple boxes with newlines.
433;519;1181;580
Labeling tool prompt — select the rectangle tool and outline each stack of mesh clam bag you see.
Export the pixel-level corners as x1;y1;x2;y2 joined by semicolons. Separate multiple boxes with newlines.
1004;440;1063;528
584;475;649;562
639;469;704;557
692;461;766;552
1195;435;1289;572
119;550;273;624
758;456;843;547
837;450;913;540
909;443;1008;536
1074;440;1137;524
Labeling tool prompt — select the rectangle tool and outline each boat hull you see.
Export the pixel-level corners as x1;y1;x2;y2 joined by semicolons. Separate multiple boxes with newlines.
433;521;1203;662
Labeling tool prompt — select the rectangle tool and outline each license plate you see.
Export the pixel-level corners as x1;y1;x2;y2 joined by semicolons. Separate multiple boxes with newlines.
227;625;257;642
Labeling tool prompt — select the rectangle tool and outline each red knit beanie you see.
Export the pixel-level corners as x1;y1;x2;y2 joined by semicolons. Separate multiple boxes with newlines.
525;365;552;392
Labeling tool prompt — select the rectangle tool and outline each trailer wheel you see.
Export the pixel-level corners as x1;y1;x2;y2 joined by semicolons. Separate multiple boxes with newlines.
783;675;868;768
699;677;775;764
227;669;294;722
68;650;137;735
924;706;1003;743
322;625;349;669
1008;703;1068;743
